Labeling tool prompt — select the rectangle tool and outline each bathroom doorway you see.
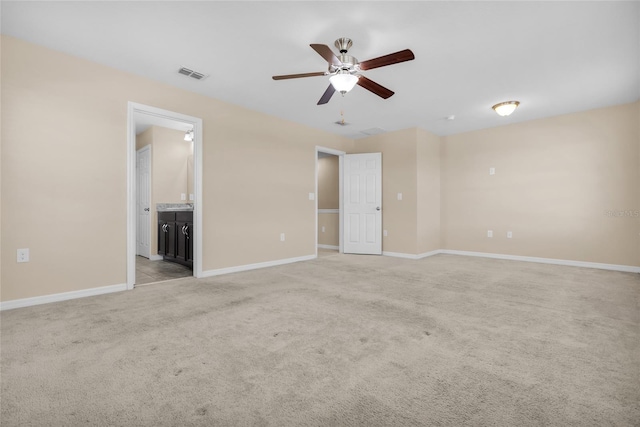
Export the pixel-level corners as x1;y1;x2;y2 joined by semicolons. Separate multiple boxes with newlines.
127;103;203;289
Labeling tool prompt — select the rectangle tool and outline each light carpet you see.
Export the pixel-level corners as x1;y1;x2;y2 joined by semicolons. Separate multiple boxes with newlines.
1;253;639;426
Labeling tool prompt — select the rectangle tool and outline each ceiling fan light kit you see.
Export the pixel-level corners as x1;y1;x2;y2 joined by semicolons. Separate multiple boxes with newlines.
492;101;520;116
329;71;358;93
272;37;415;105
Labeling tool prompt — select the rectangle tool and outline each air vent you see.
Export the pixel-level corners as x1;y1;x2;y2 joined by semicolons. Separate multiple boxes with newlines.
178;67;208;80
361;127;386;136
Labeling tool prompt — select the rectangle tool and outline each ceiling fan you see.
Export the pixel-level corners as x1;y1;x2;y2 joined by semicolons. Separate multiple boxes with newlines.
272;38;415;105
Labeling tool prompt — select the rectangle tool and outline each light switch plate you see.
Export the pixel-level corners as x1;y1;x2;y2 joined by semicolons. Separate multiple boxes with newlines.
487;230;493;238
489;167;496;175
309;193;315;201
397;193;403;201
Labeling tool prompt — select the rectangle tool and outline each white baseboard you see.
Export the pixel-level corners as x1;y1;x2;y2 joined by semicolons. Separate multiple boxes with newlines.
318;244;339;250
0;283;128;311
383;250;442;260
440;250;640;273
149;254;163;261
201;254;317;278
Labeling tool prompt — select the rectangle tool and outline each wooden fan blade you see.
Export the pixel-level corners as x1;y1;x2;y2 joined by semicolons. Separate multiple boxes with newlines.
310;44;342;66
359;49;415;71
357;76;394;99
272;72;326;80
317;84;336;105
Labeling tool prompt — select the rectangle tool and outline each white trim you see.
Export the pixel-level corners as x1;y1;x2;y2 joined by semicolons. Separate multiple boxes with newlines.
127;102;204;291
149;254;163;261
383;250;442;260
440;250;640;273
318;209;339;214
318;244;339;250
0;283;127;311
201;255;316;278
315;146;346;257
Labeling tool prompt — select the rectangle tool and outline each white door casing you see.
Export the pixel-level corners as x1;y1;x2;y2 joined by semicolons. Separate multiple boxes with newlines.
343;153;382;255
136;146;151;258
127;102;203;290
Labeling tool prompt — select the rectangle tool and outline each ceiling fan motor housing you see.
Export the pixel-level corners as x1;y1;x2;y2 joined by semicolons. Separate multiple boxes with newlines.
332;38;359;74
334;37;353;53
331;54;359;74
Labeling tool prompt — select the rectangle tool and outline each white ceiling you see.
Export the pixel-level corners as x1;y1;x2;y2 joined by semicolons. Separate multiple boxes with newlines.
2;1;638;138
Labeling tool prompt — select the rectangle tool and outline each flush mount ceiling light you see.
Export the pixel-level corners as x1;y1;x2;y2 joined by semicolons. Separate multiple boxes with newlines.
184;130;194;141
492;101;520;116
329;71;359;94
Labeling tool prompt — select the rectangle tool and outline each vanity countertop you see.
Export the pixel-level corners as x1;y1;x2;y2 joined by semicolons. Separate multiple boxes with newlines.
156;203;193;212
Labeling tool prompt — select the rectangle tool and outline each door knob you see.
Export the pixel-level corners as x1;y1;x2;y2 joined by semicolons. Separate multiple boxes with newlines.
376;206;381;211
144;208;149;211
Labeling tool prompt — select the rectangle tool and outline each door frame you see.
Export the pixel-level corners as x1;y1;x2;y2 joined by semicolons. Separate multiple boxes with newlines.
315;146;345;255
127;102;203;290
136;145;152;259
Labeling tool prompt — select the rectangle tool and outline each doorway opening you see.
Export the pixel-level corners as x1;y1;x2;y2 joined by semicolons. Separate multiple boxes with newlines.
315;146;345;257
127;103;203;290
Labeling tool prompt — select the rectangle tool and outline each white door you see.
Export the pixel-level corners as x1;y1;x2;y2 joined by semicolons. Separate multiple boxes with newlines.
136;146;151;258
344;153;382;254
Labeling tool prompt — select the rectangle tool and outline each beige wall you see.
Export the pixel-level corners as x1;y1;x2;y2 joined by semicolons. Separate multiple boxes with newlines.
317;156;339;209
1;36;351;301
136;126;193;256
441;102;640;266
150;126;191;206
317;155;339;247
318;213;339;247
417;128;442;253
2;35;637;304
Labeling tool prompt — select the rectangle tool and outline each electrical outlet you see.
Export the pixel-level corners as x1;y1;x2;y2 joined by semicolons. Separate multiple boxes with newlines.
17;248;30;263
397;193;403;201
309;193;315;201
489;167;495;175
280;233;285;241
181;193;186;201
321;226;325;233
383;230;388;237
507;231;513;238
487;230;493;238
189;194;194;201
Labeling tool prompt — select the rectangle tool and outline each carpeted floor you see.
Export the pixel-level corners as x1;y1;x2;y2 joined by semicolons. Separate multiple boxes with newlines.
1;253;639;426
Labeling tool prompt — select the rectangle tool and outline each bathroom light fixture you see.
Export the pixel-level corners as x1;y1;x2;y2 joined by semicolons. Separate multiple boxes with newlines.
492;101;520;116
329;71;358;94
184;130;194;141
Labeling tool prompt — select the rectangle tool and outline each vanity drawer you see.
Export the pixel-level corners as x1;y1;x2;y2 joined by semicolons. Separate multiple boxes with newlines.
176;211;193;222
158;211;176;222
